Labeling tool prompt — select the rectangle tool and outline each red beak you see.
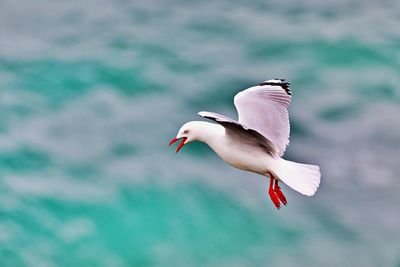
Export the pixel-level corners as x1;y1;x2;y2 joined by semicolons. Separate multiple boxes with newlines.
169;137;188;153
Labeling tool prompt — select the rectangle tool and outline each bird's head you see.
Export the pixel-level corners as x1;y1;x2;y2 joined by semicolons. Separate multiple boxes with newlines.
169;121;205;153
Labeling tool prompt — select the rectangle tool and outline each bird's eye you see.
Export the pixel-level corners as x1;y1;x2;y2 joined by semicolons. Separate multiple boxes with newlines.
184;129;189;134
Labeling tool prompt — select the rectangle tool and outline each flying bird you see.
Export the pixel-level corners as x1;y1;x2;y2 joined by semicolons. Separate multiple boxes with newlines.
169;79;321;209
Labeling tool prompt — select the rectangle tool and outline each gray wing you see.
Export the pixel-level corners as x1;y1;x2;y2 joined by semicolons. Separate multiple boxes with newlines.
198;111;277;155
234;79;292;157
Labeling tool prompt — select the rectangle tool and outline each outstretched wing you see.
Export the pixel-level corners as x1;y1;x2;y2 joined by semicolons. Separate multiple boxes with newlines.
198;111;277;155
234;79;292;157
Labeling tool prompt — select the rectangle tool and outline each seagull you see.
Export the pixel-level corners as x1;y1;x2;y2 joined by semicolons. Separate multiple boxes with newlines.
169;79;320;209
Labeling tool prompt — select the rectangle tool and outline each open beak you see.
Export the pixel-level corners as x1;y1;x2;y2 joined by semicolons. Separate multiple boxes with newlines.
169;137;188;153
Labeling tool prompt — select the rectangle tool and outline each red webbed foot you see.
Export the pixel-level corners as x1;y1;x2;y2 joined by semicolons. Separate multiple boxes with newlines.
268;177;281;209
274;180;287;206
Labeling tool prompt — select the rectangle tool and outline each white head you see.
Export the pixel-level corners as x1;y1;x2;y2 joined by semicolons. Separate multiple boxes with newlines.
169;121;215;153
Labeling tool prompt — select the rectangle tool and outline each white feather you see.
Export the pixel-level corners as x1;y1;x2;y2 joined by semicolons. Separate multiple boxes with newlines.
234;81;291;157
271;158;321;196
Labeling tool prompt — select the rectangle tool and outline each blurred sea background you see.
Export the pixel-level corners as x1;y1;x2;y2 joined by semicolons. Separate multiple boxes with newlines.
0;0;399;266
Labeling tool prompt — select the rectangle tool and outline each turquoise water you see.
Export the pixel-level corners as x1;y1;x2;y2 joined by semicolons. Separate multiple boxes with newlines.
0;0;400;266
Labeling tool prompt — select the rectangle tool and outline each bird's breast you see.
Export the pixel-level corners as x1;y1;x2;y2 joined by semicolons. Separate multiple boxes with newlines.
207;137;274;175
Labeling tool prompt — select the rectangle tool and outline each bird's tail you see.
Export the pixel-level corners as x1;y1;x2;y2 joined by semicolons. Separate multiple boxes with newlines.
271;158;321;196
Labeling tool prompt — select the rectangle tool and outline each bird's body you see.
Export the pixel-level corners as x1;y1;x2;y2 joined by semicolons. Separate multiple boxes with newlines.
169;79;321;209
190;121;276;175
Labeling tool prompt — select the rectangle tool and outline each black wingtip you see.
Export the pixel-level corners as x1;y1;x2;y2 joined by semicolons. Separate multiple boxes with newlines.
257;79;291;95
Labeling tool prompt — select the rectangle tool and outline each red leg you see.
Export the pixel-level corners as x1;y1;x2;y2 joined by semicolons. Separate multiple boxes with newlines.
274;180;287;206
268;175;281;209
